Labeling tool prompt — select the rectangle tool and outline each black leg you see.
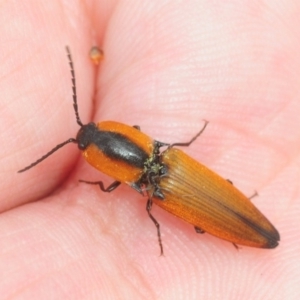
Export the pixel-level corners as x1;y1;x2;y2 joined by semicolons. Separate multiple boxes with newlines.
131;182;144;195
146;199;164;255
232;243;240;250
226;179;258;201
249;190;258;200
169;120;208;148
79;180;121;192
133;125;140;130
226;180;258;201
195;226;205;234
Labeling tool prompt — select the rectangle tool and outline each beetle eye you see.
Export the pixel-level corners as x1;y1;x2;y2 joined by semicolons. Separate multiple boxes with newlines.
78;142;86;150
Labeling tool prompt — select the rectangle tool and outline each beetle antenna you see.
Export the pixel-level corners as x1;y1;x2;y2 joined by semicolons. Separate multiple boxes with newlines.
18;138;78;173
65;46;83;127
18;47;83;173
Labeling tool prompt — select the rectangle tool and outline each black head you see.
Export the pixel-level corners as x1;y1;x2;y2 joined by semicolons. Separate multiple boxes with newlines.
76;123;98;151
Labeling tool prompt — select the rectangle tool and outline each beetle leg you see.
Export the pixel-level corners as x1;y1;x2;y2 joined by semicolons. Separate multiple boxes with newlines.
131;182;144;195
232;243;240;250
169;120;208;148
226;180;258;201
195;226;205;234
79;179;121;192
133;125;140;130
249;190;258;200
146;199;164;256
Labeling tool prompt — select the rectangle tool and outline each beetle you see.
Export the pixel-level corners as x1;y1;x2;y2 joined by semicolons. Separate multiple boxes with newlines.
18;47;280;254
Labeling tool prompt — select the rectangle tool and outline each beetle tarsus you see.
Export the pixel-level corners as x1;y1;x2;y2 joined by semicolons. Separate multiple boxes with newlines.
249;190;258;200
146;199;164;256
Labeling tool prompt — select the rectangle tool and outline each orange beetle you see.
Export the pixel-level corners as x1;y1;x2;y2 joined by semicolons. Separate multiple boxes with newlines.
19;47;279;254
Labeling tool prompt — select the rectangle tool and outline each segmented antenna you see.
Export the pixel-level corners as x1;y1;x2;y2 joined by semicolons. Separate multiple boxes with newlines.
17;47;82;173
18;138;77;173
65;46;83;127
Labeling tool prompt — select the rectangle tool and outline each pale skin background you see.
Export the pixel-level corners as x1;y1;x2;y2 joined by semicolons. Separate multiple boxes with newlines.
1;1;300;299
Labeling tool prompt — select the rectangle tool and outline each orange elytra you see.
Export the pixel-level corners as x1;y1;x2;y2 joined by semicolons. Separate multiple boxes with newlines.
18;47;279;254
152;147;279;249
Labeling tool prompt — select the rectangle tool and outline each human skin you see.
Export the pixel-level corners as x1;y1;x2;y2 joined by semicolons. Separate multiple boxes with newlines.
1;1;299;299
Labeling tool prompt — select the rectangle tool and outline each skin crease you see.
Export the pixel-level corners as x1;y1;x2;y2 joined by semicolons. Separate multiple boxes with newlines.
1;0;300;299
